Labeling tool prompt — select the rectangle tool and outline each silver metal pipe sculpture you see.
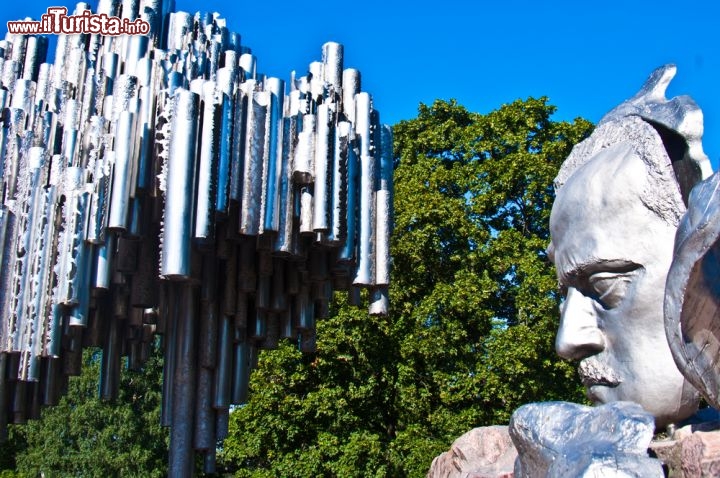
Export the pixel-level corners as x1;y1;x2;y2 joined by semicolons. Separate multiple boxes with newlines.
0;4;393;475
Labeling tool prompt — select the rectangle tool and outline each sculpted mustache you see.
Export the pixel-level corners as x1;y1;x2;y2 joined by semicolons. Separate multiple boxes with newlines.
578;359;622;387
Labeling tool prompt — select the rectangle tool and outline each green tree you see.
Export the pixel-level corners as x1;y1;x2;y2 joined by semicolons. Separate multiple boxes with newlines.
221;98;593;477
13;344;168;477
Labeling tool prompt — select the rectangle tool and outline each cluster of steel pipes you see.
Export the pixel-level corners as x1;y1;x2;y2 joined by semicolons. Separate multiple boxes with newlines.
0;0;393;473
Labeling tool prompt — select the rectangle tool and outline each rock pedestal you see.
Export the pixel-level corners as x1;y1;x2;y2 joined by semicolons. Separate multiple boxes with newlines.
650;421;720;477
426;426;517;478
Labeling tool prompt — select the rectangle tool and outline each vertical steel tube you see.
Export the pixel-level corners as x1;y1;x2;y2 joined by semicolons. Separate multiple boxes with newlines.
55;167;91;307
194;81;220;244
330;121;351;245
199;258;218;369
194;365;215;451
100;316;121;400
293;114;315;184
299;186;314;236
0;354;6;440
239;90;269;236
274;114;297;255
213;311;232;409
271;258;287;312
22;36;47;82
369;286;389;316
161;89;199;279
93;234;115;291
313;104;333;232
340;128;358;261
262;77;284;233
229;80;252;203
342;68;360;122
161;284;176;427
376;124;393;286
108;111;136;231
136;85;156;190
231;338;250;404
215;89;233;215
322;42;343;95
353;92;375;286
168;282;197;477
239;53;255;80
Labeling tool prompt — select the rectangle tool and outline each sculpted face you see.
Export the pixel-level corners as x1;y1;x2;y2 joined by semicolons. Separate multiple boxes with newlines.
549;141;698;428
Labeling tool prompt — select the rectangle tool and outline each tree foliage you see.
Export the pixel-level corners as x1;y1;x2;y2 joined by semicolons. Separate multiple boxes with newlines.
5;344;168;477
221;98;592;476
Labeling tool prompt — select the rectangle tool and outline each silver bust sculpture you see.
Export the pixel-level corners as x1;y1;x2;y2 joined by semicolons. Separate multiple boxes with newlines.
548;65;712;428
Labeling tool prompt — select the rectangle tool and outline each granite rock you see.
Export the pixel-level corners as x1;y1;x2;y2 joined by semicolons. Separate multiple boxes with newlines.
426;426;517;478
650;421;720;477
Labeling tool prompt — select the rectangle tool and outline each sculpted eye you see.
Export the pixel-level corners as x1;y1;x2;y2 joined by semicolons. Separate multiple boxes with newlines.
587;272;635;309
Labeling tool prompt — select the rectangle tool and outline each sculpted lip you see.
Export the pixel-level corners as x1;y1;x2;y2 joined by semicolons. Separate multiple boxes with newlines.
578;359;622;388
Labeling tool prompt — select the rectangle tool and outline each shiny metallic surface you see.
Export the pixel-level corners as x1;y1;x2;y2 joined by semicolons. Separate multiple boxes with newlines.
294;113;315;184
313;104;333;232
160;89;198;279
195;81;220;243
168;283;197;477
353;92;375;286
239;91;268;236
322;42;343;96
0;9;392;473
375;125;393;286
108;111;136;231
263;77;284;233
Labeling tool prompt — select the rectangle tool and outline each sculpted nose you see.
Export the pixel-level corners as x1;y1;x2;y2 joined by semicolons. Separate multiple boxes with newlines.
556;287;606;360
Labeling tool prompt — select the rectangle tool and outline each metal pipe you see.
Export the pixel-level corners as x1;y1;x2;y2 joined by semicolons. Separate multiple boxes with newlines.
215;87;233;215
108;111;136;231
239;53;255;81
376;124;393;287
136;85;156;190
274;114;297;255
322;42;343;95
342;68;360;124
194;81;220;244
100;316;121;400
168;282;198;477
239;90;269;236
330;121;351;245
229;80;252;203
262;77;284;233
161;89;199;279
353;92;375;286
369;286;389;316
160;284;176;427
199;257;218;369
0;24;395;473
313;104;333;232
293;114;315;184
299;186;314;236
213;311;232;409
340;126;358;261
193;366;215;451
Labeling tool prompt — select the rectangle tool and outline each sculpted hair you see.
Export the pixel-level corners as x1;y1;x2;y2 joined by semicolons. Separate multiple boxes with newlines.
555;116;686;226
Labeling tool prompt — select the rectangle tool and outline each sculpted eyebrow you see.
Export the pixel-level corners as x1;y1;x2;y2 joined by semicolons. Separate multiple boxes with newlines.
564;260;641;281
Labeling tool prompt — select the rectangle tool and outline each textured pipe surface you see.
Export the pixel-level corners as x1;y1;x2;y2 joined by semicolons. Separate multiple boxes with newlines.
353;93;375;286
160;89;199;279
0;10;392;476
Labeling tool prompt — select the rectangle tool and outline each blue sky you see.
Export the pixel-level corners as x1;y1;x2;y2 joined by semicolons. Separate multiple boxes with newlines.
3;0;719;167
